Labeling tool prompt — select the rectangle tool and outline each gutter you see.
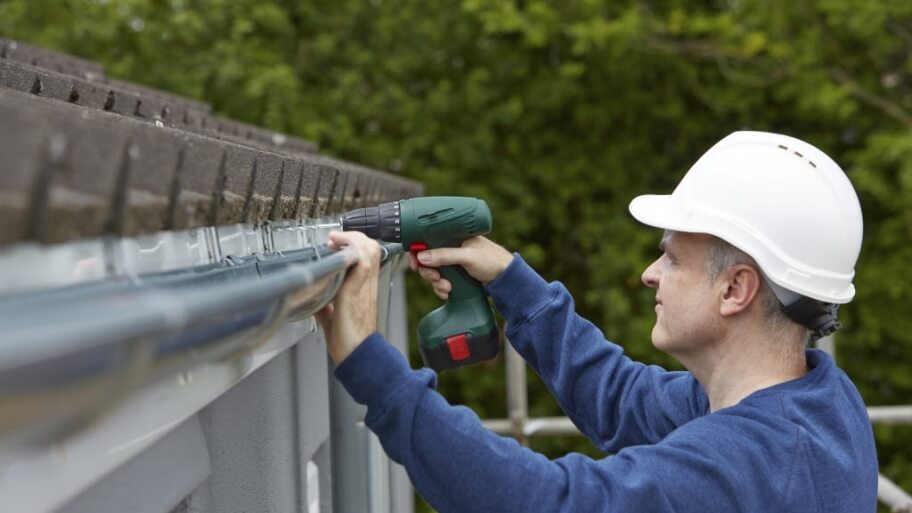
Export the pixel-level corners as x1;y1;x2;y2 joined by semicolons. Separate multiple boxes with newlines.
0;241;403;445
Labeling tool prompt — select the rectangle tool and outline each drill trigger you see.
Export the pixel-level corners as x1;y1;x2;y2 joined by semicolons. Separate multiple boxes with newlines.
410;243;428;267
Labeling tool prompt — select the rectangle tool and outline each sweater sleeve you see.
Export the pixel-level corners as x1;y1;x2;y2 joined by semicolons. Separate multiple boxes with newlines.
334;334;771;513
485;254;708;451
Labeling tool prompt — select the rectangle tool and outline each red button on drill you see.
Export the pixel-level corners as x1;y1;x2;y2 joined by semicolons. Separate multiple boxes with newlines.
446;333;471;361
410;243;428;267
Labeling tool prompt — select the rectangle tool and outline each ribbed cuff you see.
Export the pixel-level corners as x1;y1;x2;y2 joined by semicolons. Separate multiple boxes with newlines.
334;332;415;406
484;253;554;324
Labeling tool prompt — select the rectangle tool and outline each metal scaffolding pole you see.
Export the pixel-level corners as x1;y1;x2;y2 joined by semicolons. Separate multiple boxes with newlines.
879;474;912;513
868;406;912;425
504;340;528;446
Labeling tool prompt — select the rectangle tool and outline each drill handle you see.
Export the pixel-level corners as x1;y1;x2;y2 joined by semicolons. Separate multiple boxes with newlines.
437;263;486;303
417;264;500;372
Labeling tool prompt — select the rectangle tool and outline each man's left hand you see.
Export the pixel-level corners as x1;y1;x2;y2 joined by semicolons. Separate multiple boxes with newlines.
316;231;381;364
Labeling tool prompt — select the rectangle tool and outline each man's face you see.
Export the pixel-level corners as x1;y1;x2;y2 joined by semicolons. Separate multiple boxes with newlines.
641;231;722;356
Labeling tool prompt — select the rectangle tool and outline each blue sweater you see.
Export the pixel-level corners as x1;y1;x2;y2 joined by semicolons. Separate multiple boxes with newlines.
335;255;878;512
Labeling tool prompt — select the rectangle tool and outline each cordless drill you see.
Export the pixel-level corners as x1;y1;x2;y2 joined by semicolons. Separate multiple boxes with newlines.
341;197;500;372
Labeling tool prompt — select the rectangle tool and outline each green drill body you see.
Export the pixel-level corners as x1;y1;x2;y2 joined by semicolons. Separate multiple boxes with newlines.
342;197;500;372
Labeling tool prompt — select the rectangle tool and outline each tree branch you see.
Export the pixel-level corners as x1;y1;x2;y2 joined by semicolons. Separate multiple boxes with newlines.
828;67;912;127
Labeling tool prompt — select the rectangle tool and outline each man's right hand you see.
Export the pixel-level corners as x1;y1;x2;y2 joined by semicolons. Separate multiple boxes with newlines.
407;236;514;300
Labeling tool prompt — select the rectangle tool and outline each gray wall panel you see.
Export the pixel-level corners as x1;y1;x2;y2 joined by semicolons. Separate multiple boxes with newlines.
58;416;211;513
293;323;331;460
293;325;333;512
194;334;306;513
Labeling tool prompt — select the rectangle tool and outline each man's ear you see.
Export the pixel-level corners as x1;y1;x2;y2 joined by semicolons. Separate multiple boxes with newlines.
719;264;761;317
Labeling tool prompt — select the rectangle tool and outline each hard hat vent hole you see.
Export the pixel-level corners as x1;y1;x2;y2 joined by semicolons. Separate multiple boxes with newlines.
775;144;816;168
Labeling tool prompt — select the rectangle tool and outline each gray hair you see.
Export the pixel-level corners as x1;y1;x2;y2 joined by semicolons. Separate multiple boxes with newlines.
704;237;799;336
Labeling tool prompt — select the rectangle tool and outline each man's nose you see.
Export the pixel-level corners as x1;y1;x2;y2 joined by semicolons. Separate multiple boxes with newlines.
641;258;660;289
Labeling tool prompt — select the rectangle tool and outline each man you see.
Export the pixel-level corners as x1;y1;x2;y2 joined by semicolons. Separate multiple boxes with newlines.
317;131;878;512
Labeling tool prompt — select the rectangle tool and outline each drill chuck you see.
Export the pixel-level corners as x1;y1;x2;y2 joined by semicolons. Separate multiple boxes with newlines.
341;201;402;242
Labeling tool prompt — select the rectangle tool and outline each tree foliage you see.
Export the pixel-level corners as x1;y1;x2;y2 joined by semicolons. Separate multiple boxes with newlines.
3;1;911;510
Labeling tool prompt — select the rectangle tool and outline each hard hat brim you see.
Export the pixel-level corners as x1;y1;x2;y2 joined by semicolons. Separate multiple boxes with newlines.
628;194;694;233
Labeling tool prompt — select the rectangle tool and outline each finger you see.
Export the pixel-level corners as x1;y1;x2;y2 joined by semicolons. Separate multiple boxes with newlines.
329;231;380;271
335;233;381;293
315;303;334;332
407;252;419;272
435;288;449;300
418;266;441;282
416;246;470;268
330;230;370;247
327;230;366;250
352;238;382;272
436;279;452;293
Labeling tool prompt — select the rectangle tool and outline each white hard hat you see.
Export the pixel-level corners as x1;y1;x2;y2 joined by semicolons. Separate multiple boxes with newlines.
629;131;863;304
